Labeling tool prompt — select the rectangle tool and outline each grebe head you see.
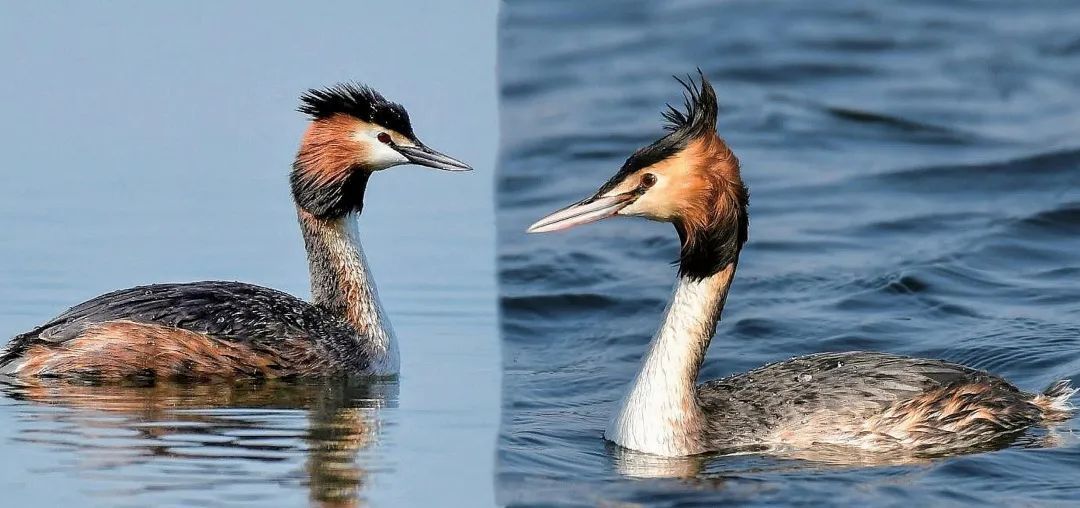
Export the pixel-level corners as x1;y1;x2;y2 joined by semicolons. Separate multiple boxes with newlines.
292;83;471;217
527;71;748;279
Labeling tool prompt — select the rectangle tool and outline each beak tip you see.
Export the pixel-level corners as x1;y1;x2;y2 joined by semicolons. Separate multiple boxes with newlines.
525;219;556;233
441;160;474;172
526;193;633;235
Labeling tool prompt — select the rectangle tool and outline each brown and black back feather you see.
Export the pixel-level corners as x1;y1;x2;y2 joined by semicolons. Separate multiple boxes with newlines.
0;281;371;380
696;351;1067;456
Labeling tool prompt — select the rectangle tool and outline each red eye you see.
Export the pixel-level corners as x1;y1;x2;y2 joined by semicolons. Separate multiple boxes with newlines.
641;173;657;188
377;132;392;144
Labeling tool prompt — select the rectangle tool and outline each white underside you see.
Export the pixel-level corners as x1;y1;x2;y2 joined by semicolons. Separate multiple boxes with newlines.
605;272;728;457
339;213;399;375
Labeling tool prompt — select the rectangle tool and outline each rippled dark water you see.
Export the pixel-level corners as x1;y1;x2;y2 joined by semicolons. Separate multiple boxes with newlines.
497;0;1080;505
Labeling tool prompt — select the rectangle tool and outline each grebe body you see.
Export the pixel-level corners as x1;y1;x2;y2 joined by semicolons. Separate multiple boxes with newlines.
2;280;394;380
529;73;1074;458
1;84;470;381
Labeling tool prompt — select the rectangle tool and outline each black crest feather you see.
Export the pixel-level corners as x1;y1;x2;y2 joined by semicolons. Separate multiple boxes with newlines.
594;70;720;197
661;69;718;138
298;83;416;139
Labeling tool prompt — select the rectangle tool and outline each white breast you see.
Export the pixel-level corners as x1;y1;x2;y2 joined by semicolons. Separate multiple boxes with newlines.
605;272;729;456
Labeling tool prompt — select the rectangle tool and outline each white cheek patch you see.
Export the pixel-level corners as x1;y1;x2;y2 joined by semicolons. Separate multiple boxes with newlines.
368;141;409;170
353;129;409;171
615;179;672;220
619;200;650;217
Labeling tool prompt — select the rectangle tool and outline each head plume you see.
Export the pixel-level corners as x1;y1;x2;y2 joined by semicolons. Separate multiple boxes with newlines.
663;73;744;280
594;70;721;199
298;83;416;140
620;71;745;280
661;70;719;142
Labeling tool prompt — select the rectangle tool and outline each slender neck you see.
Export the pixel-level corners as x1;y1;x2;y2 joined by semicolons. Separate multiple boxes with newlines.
298;208;397;374
606;262;736;456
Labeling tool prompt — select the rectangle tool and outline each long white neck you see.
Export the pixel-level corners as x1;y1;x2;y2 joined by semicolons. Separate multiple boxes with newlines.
299;209;398;375
605;263;735;456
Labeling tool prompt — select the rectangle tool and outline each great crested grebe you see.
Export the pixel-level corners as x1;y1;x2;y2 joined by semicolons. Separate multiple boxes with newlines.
0;83;470;381
528;73;1075;458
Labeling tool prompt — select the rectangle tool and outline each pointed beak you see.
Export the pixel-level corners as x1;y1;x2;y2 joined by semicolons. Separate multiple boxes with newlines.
526;192;636;233
395;143;472;171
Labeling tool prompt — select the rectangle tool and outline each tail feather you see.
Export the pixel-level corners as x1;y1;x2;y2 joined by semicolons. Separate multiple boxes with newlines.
0;329;41;375
1034;379;1077;415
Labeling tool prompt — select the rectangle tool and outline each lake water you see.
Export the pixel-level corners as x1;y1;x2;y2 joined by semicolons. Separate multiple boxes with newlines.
0;2;498;506
496;0;1080;505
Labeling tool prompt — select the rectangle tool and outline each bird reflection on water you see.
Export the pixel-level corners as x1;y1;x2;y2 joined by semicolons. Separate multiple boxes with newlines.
610;429;1074;481
0;376;396;507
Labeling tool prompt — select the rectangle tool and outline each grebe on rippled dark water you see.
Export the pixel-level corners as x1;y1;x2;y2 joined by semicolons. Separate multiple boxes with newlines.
0;83;471;381
528;72;1075;458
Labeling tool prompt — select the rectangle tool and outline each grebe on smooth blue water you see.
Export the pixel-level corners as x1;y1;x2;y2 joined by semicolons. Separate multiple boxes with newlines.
528;72;1075;459
0;83;471;381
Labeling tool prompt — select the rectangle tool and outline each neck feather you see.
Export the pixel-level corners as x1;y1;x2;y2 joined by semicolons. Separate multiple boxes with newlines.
298;208;397;374
606;262;736;456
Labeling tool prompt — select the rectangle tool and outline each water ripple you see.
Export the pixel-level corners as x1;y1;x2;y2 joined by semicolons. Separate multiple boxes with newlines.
1;377;396;507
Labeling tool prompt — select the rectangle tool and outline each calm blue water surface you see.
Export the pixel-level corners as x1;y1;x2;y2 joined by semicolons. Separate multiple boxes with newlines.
497;1;1080;505
0;2;498;506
